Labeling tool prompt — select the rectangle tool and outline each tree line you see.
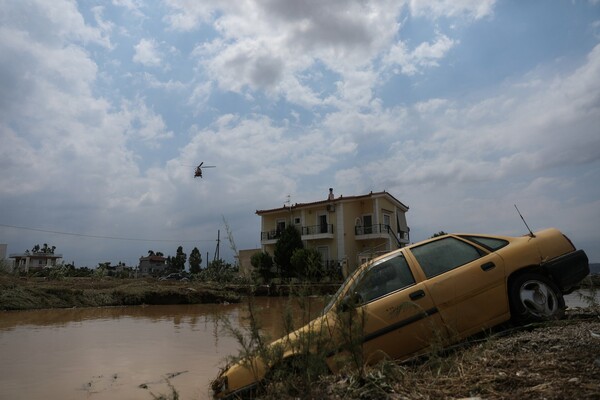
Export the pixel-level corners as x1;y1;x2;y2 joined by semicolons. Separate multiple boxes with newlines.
251;225;342;283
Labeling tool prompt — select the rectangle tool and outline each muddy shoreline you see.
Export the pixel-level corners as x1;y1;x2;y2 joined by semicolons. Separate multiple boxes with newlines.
0;276;342;311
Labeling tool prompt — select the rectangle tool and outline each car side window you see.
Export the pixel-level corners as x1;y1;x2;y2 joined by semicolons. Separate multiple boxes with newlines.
411;237;485;279
460;235;508;251
353;253;415;304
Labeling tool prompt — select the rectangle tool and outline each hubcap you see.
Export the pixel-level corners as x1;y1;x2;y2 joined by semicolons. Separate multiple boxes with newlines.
519;280;558;317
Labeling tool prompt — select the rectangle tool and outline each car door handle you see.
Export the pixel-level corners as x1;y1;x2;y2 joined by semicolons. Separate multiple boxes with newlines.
409;290;425;300
481;262;496;271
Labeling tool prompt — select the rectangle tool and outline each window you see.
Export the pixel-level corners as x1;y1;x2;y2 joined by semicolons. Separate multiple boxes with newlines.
353;253;415;304
383;214;391;230
460;236;508;251
411;237;485;279
276;220;286;234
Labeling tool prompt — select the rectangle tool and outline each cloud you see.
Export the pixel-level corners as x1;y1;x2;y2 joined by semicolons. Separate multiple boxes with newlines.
119;97;175;147
162;0;216;31
133;38;163;67
408;0;496;20
342;43;600;189
182;1;403;107
385;33;458;75
142;72;186;91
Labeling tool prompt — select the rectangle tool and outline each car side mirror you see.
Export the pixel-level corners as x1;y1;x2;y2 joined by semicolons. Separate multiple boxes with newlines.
338;293;362;313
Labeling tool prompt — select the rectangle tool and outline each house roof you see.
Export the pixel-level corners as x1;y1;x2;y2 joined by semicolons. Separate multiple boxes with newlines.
256;190;409;215
9;252;63;259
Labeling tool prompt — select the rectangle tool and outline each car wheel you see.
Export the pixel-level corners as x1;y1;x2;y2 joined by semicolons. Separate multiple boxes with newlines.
509;273;565;323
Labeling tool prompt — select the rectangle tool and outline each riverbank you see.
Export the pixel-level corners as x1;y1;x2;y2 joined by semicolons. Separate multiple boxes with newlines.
262;308;600;399
0;275;342;311
0;276;241;310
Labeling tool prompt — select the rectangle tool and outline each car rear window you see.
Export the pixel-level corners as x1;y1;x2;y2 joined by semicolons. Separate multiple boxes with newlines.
460;236;509;251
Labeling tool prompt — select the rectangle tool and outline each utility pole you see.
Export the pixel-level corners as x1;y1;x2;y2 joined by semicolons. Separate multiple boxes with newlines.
213;230;220;262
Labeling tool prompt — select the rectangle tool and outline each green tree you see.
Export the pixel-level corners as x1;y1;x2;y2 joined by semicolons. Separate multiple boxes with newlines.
173;246;187;271
430;231;448;238
250;251;274;282
189;247;202;274
290;248;323;281
274;225;303;278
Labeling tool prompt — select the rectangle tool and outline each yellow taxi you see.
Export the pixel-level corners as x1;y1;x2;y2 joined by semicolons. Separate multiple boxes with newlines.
212;228;589;399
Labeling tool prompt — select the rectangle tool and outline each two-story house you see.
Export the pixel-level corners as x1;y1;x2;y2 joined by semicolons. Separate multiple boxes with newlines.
256;188;410;277
138;254;168;277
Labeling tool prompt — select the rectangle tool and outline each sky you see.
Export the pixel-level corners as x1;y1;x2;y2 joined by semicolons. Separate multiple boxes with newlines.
1;0;599;268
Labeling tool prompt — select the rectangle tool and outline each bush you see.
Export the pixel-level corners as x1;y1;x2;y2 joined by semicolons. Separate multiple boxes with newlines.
251;251;274;283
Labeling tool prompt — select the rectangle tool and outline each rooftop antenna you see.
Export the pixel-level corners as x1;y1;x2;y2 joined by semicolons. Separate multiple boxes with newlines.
514;204;535;238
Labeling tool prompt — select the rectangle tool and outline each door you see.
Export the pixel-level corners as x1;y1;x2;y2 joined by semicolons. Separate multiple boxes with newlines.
362;215;373;234
319;214;328;233
344;251;448;364
407;236;508;339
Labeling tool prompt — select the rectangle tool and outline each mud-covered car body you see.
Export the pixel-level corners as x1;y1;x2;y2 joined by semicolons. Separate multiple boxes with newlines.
212;228;589;399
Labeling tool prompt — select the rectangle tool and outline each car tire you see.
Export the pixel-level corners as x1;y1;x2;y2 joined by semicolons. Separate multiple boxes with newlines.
508;273;565;324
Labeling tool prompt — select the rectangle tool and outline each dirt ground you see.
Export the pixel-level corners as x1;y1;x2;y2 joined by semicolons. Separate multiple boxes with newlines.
315;308;600;400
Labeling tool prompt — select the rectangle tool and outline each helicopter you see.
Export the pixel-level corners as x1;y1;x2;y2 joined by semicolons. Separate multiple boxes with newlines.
194;162;216;178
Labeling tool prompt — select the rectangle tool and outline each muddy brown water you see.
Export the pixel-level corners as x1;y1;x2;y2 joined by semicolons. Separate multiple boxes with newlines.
0;297;325;400
0;293;593;400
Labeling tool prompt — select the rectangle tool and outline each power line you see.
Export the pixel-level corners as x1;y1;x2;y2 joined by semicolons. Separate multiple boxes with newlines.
0;223;216;243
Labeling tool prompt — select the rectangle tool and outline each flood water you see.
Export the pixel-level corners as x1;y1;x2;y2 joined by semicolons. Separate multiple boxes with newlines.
0;297;325;400
0;293;594;400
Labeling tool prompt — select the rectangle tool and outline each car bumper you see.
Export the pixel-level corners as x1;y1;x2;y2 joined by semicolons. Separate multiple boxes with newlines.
543;249;589;291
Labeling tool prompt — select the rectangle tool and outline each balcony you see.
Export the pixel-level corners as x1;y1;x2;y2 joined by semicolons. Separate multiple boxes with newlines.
355;224;410;245
260;230;282;244
301;224;334;240
355;224;390;237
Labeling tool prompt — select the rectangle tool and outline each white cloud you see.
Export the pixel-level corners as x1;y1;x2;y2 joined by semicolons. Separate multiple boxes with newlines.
119;97;175;147
162;0;216;31
385;33;458;75
409;0;496;20
133;38;163;67
344;43;600;190
182;1;404;108
142;73;186;91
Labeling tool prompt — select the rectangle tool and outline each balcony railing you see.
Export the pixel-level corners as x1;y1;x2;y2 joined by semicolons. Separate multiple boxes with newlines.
355;225;410;244
354;224;392;236
261;230;282;241
302;224;333;235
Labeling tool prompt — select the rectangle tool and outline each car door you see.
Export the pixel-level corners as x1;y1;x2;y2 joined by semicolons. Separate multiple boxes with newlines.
407;236;509;339
346;251;448;364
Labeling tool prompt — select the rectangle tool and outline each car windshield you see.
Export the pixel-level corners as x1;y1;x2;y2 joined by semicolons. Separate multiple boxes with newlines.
322;273;355;314
322;250;411;313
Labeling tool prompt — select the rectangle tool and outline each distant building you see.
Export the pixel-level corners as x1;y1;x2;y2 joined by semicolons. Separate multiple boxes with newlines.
237;248;261;277
9;250;63;273
256;188;410;278
138;254;168;277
